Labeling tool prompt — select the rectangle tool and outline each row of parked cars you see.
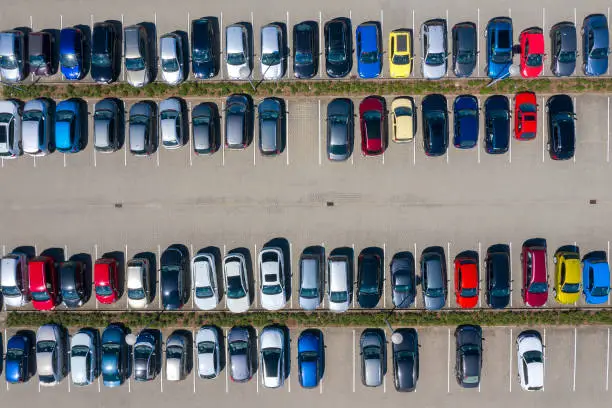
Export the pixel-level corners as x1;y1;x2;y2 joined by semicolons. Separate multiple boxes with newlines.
0;91;576;161
2;324;544;392
0;14;609;84
1;241;609;312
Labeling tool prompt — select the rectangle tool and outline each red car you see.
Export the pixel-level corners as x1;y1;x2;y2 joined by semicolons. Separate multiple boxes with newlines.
359;96;387;156
94;258;120;304
28;256;60;310
519;28;545;78
454;254;479;308
514;91;538;140
521;242;548;307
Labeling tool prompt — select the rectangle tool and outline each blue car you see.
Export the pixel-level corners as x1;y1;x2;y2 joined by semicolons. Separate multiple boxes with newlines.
453;95;479;149
298;329;324;388
60;27;86;80
5;334;32;383
583;255;611;304
582;14;609;76
55;99;84;153
486;17;513;79
484;95;510;154
101;324;128;388
356;22;382;78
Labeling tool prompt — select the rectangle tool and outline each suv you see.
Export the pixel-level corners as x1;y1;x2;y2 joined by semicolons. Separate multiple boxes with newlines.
0;99;22;159
226;23;251;80
486;17;513;79
421;19;448;79
299;250;324;310
521;241;548;307
259;247;286;311
0;252;30;307
124;25;151;87
360;329;385;387
327;254;351;313
0;31;26;81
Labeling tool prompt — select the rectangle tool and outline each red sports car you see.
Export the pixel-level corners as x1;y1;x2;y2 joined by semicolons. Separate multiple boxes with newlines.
94;258;120;304
454;254;479;308
519;28;545;78
359;96;387;156
514;91;538;140
28;256;60;310
521;242;548;307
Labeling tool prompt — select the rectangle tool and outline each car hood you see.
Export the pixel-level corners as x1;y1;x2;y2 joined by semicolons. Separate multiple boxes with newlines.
127;68;147;87
586;56;608;75
555;60;575;76
91;64;113;83
424;294;445;310
299;295;320;311
328;297;349;312
227;63;249;80
423;61;446;79
55;122;73;149
22;120;44;153
261;292;286;311
193;60;215;78
195;294;217;310
227;295;249;313
489;293;510;309
166;359;181;381
162;68;182;85
556;288;580;304
262;62;282;80
71;355;89;384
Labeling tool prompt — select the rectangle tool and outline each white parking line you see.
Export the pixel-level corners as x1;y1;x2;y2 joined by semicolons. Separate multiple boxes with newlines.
319;12;323;79
541;96;546;163
125;244;129;310
383;242;386;308
225;329;229;393
1;245;4;256
128;376;131;392
318;100;322;165
477;9;480;75
60;14;63;30
286;100;290;166
542;8;546;37
98;372;100;392
543;328;546;392
193;329;196;393
509;328;513;392
412;10;415;32
508;8;511;18
320;374;323;393
64;153;67;167
606;328;610;391
447;328;451;393
188;101;193;166
352;329;356;392
30;15;33;30
607;97;610;163
158;244;162;308
253;136;256;166
509;242;513;307
254;243;259;307
157;145;160;167
255;326;259;394
574;8;577;26
573;327;577;391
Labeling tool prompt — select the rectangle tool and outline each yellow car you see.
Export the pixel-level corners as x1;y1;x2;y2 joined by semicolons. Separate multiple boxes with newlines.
553;249;581;304
390;97;415;142
389;30;413;78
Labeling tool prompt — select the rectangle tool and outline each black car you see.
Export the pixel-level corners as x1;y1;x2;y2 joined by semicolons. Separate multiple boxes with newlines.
454;324;482;388
546;94;576;160
357;253;382;308
550;22;577;77
59;261;87;309
133;329;160;382
28;32;56;76
392;328;419;392
91;22;120;84
391;252;416;308
484;95;510;154
225;94;253;149
452;22;477;77
485;244;511;309
161;246;189;310
192;102;219;155
422;94;448;156
192;17;220;79
324;17;352;78
293;21;318;78
327;98;354;161
258;97;285;156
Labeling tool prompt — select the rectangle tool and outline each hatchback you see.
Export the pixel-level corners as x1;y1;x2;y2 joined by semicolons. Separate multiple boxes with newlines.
192;17;219;79
392;328;419;392
359;96;387;156
36;324;67;386
388;29;413;78
258;97;285;156
101;324;128;387
553;248;581;304
192;252;219;311
94;258;119;304
421;248;447;310
29;31;56;76
454;254;479;308
225;94;253;149
298;250;324;310
582;253;610;304
453;95;479;149
293;21;318;78
514;91;537;140
91;22;119;84
486;17;513;79
192;102;219;155
94;98;121;152
455;325;482;388
226;23;251;80
452;22;477;77
55;99;85;153
160;33;185;85
327;98;354;161
260;326;286;388
421;94;448;156
391;252;416;308
260;23;286;80
59;27;86;80
327;254;352;312
70;329;99;386
133;329;159;382
546;94;575;160
196;325;221;379
0;99;22;159
259;247;286;311
22;98;53;156
360;329;385;387
521;241;548;307
161;246;189;310
159;97;187;149
325;17;352;78
126;257;152;309
356;22;382;78
28;256;60;311
59;261;87;308
421;19;448;79
223;253;250;313
228;326;254;382
516;330;544;391
0;31;26;82
582;14;609;76
550;22;577;77
484;95;510;154
5;333;33;383
357;253;382;308
390;97;415;143
124;25;151;87
0;253;30;307
166;331;189;381
485;244;511;309
129;101;157;156
298;329;324;388
519;28;545;78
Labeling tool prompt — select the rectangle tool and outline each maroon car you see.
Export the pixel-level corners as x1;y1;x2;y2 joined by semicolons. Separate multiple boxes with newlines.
359;96;387;156
520;242;548;307
28;31;57;76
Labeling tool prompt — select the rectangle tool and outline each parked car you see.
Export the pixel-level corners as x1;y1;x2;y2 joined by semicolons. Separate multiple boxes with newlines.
519;28;545;78
0;252;30;307
28;31;56;76
421;19;448;79
356;22;382;78
124;25;151;87
514;91;537;140
485;244;511;309
550;22;577;77
546;94;575;160
101;324;128;387
192;102;219;155
59;261;87;308
388;29;413;78
55;99;84;154
0;99;22;159
453;95;479;149
484;95;510;154
390;97;415;143
454;254;479;308
166;331;189;381
192;17;219;79
129;101;157;156
22;98;53;156
223;253;250;313
392;328;419;392
228;326;254;382
161;246;189;310
516;330;544;391
521;241;548;307
327;98;354;161
327;254;352;312
357;252;382;308
225;94;253;149
159;97;187;149
260;23;286;80
391;252;416;308
94;257;120;304
553;248;581;304
455;325;482;388
126;257;152;309
452;22;477;77
325;18;352;78
360;329;385;387
298;329;324;388
59;27;86;80
70;329;99;387
36;324;67;386
582;14;609;76
486;17;513;79
582;253;611;304
259;247;286;311
260;326;286;388
160;33;185;85
93;98;121;152
299;250;325;310
293;21;318;78
196;325;221;379
421;94;448;156
421;248;447;310
133;329;159;382
0;30;26;82
225;23;251;80
258;97;284;156
5;333;33;383
91;22;119;84
192;252;218;310
29;256;60;311
359;96;387;156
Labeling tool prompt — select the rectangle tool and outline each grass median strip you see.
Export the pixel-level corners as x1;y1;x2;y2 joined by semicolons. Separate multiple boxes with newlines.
3;77;612;100
7;309;612;328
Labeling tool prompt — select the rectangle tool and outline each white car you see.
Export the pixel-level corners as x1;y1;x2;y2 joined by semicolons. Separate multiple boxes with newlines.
70;330;97;386
196;326;220;379
0;253;30;307
224;253;250;313
127;258;151;309
226;24;251;80
259;326;285;388
421;19;448;79
36;324;67;386
260;24;285;80
192;253;219;310
159;97;186;149
327;255;351;312
160;33;184;85
259;247;286;311
516;330;544;391
0;99;22;159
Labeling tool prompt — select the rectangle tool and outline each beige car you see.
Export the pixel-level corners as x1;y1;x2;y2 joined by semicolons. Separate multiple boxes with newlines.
391;97;416;142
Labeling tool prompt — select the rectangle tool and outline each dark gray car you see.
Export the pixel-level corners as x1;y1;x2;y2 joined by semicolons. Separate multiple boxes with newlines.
452;22;477;77
327;98;354;161
228;326;254;382
299;250;324;311
392;328;419;392
360;329;385;387
258;97;284;156
550;22;577;77
129;101;157;156
192;102;219;155
421;248;447;310
133;329;159;382
225;94;253;149
94;98;121;152
455;324;482;388
391;252;416;308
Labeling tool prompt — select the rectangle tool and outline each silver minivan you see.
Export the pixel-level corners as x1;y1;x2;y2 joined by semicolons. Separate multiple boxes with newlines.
226;24;251;80
299;251;324;310
124;25;151;87
0;31;26;82
327;254;351;313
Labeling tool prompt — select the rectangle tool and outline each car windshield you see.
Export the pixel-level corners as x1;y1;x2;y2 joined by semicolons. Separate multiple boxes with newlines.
96;285;113;296
130;114;149;126
71;345;90;358
260;110;278;121
62;289;80;301
262;284;283;295
226;52;245;66
425;52;445;66
262;348;281;376
426;287;444;298
426;110;446;123
394;284;411;293
94;109;113;121
490;110;508;121
362;345;380;359
491;287;510;297
592;286;611;297
192;115;210;127
23;110;43;122
128;288;146;300
330;291;348;303
460;288;477;297
262;51;281;66
300;287;318;298
295;51;312;65
562;283;580;294
328;50;346;63
1;285;21;296
0;55;17;69
61;53;78;68
102;343;120;354
528;282;547;294
198;341;215;354
162;58;179;72
29;55;46;67
526;53;543;67
92;53;111;67
229;340;248;354
6;348;24;359
394;107;412;117
559;50;576;63
392;54;410;65
160;110;178;121
31;290;50;301
56;110;75;123
125;57;145;71
167;345;183;359
196;286;214;298
360;283;378;294
300;350;319;362
456;108;477;119
39;374;56;383
226;276;245;299
193;48;212;63
591;47;608;59
457;51;475;64
360;51;379;64
36;340;56;353
523;350;542;364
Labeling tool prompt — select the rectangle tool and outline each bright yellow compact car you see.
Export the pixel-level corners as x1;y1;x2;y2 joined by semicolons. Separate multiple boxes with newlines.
389;30;413;78
390;97;415;142
553;249;581;304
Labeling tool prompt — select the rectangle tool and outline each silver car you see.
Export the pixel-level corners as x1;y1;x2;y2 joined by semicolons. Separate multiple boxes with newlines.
299;251;324;310
192;253;219;311
0;31;26;82
159;97;186;149
36;323;67;386
260;24;285;80
160;33;184;85
124;25;151;87
0;99;22;159
327;254;351;313
228;326;253;382
196;325;221;379
129;101;157;156
360;329;385;387
259;326;285;388
94;98;120;152
226;24;251;80
421;19;448;79
70;329;98;387
22;98;52;156
0;252;30;307
166;331;188;381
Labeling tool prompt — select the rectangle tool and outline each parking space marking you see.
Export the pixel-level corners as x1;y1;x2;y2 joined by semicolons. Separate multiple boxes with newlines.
573;97;576;163
60;14;63;30
412;10;415;33
289;241;293;308
542;96;546;163
573;327;577;391
447;328;451;393
543;328;546;392
157;144;160;167
542;8;545;35
606;328;611;391
225;329;229;393
608;97;610;163
574;8;577;26
383;242;386;308
255;243;258;308
477;9;480;75
286;100;290;166
320;373;323;393
509;328;513;392
509;242;513;307
352;329;356;392
158;244;162;308
319;12;323;79
98;373;100;392
508;8;511;18
318;100;322;165
192;329;196;393
128;376;131;393
64;153;67;167
126;244;129;310
30;15;33;30
256;326;259;394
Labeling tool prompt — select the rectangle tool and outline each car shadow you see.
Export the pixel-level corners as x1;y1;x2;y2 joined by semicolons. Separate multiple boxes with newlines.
555;244;579;256
103;97;126;149
522;238;547;250
196;246;223;305
40;247;66;264
11;245;36;259
228;247;254;307
40;29;60;75
583;250;607;262
103;20;123;83
172;30;190;81
79;327;102;377
102;251;125;297
14;329;37;379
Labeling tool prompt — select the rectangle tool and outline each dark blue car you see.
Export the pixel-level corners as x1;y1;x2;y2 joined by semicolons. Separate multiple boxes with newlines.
356;22;382;78
484;95;510;154
453;95;479;148
298;329;324;388
422;94;449;157
59;27;86;80
55;99;85;153
582;14;609;76
191;18;219;79
101;324;128;388
5;334;32;383
486;17;513;79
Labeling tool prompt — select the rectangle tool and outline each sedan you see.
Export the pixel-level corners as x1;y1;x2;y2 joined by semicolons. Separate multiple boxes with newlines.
127;257;152;309
124;25;151;87
357;253;382;308
159;97;187;149
259;247;286;311
388;29;413;78
192;252;219;311
325;18;352;78
360;329;385;387
59;27;86;80
223;253;250;313
298;250;324;310
161;246;189;310
59;261;87;308
133;329;159;382
260;23;286;80
421;248;447;310
392;328;419;392
5;333;33;384
485;244;511;309
166;331;189;381
391;252;416;308
327;98;354;161
453;94;479;149
455;324;482;388
29;31;56;76
225;23;251;80
298;329;324;388
519;28;545;78
484;95;510;154
258;97;285;156
91;22;119;84
129;101;157;156
0;100;22;159
546;94;575;160
516;330;544;391
225;94;253;149
0;252;30;307
196;326;221;379
55;99;84;154
356;22;382;78
390;97;415;143
553;248;581;304
191;17;219;79
293;21;318;78
94;98;121;152
582;253;611;304
101;324;128;387
486;17;513;79
521;241;548;307
260;326;286;388
550;22;577;77
22;98;53;157
582;14;609;76
94;258;119;304
454;253;479;309
514;91;537;140
70;329;99;387
0;31;27;82
422;94;448;157
359;96;387;156
192;102;219;155
36;324;67;386
228;326;254;382
452;22;477;77
160;33;185;85
421;19;448;79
